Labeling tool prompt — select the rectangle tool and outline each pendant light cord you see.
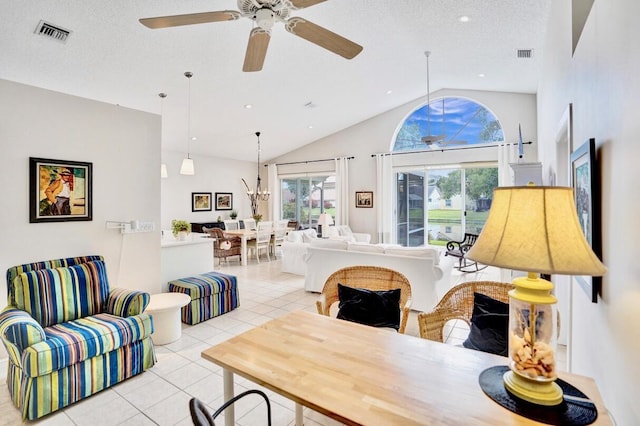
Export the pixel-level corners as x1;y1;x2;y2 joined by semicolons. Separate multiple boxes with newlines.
185;71;193;159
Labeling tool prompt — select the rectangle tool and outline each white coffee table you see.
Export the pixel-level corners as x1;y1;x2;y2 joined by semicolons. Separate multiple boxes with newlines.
145;292;191;345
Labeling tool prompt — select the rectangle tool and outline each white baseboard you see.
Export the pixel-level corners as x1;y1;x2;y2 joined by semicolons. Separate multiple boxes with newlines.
0;358;7;381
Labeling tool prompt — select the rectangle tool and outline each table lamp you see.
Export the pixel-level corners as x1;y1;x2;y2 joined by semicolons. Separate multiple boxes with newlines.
466;186;606;406
317;213;334;238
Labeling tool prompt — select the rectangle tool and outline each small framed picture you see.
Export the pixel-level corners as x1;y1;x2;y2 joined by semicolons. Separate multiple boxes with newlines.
192;192;212;212
29;157;93;223
355;191;373;208
215;192;233;211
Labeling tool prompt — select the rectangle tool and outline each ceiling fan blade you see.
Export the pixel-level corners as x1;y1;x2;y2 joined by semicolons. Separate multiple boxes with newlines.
285;17;362;60
289;0;327;9
139;10;240;29
243;28;271;72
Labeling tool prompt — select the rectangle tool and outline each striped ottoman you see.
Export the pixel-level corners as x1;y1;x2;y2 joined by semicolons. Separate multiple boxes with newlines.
168;271;239;325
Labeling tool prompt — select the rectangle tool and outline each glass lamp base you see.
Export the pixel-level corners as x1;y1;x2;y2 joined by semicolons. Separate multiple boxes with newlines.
503;370;563;406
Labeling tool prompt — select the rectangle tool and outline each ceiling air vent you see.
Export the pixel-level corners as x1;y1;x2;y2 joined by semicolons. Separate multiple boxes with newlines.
34;20;71;43
517;49;533;59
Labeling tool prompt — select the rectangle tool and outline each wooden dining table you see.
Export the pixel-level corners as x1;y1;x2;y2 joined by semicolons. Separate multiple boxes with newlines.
201;310;611;426
223;227;292;266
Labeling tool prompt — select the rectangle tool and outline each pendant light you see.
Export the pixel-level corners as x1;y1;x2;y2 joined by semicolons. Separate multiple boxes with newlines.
242;131;271;217
159;92;169;178
180;71;195;175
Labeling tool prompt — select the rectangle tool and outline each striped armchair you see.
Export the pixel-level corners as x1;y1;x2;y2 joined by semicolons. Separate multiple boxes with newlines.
0;256;156;420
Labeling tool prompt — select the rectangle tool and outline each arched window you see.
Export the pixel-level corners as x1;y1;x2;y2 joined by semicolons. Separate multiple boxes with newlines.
393;97;503;152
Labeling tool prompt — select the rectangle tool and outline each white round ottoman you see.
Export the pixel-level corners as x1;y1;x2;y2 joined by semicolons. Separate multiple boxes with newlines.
146;292;191;345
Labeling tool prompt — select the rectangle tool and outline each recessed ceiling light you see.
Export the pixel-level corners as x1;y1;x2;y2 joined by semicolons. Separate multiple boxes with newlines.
459;15;470;23
191;136;197;141
308;125;314;129
244;104;253;109
477;73;485;78
386;90;393;95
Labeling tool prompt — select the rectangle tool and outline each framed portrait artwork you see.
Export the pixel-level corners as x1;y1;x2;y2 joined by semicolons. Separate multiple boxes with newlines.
570;138;602;303
192;192;212;212
215;192;233;211
355;191;373;208
29;157;93;223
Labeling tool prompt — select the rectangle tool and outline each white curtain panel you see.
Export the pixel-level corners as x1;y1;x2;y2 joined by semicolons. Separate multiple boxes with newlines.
496;143;518;282
335;157;349;226
375;154;393;243
268;163;280;221
497;143;517;187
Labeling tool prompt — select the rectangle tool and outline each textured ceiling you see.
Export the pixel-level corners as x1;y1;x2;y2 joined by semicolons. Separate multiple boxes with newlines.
0;0;551;162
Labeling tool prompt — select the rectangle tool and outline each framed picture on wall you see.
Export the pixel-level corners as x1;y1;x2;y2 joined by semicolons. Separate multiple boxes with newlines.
355;191;373;208
215;192;233;210
29;157;93;223
192;192;212;212
570;138;602;303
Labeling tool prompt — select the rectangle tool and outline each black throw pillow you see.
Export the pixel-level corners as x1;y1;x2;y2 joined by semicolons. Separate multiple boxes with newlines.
463;292;509;356
336;283;401;330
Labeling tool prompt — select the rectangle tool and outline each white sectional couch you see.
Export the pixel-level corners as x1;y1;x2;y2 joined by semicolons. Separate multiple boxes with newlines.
304;239;454;312
280;227;371;275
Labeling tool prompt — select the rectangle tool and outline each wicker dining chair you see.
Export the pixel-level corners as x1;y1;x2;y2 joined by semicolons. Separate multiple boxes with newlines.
316;266;412;334
417;281;513;342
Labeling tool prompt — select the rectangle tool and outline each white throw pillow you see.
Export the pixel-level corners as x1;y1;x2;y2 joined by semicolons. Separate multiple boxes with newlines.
337;225;353;237
301;228;318;243
324;226;340;238
287;231;303;243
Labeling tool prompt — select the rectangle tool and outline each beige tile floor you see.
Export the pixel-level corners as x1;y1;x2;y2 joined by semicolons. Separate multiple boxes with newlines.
0;257;565;425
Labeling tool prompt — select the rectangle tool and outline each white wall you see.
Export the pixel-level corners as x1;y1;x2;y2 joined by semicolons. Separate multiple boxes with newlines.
273;89;537;240
160;151;258;230
537;1;640;423
0;79;162;361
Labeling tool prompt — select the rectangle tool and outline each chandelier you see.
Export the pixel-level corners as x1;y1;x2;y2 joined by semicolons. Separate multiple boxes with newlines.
242;131;270;217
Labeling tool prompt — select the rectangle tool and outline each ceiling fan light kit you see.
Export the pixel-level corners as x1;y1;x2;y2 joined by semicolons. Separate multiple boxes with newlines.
140;0;363;72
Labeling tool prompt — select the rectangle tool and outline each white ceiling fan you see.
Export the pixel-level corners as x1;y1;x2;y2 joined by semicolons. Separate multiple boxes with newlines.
139;0;363;72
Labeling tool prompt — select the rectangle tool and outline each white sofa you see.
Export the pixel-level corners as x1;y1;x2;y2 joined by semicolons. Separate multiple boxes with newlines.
304;239;454;312
281;226;370;275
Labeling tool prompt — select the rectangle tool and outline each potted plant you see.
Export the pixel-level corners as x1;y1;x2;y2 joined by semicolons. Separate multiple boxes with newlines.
230;210;238;220
252;213;262;226
171;219;191;241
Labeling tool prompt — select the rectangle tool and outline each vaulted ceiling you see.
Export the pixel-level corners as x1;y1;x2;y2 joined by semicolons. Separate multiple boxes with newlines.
0;0;551;162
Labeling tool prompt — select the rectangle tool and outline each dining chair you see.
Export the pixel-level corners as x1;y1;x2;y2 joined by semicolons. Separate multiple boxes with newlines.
316;265;412;334
270;221;288;257
202;226;242;264
189;390;272;426
223;220;239;231
242;218;256;230
248;222;272;263
417;281;513;342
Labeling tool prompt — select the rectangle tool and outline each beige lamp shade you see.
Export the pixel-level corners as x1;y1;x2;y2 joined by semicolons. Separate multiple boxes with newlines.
466;186;606;276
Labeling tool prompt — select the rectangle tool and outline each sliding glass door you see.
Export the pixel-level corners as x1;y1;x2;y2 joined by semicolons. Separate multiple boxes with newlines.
396;165;497;247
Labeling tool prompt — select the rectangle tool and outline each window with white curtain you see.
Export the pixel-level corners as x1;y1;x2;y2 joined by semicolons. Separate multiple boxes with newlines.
281;175;335;229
